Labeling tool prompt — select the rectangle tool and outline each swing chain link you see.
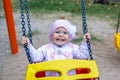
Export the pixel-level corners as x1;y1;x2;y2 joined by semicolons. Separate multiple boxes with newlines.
20;0;33;64
20;0;26;37
25;0;33;45
81;0;93;60
116;8;120;33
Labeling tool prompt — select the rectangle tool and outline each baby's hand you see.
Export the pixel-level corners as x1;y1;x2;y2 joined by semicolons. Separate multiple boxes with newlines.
21;36;29;47
82;33;91;42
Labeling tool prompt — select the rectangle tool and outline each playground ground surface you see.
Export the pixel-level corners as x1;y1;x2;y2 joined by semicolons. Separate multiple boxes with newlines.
0;12;120;80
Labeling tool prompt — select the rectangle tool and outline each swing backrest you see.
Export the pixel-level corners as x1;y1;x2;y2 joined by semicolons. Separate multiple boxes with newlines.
114;33;120;52
25;59;99;80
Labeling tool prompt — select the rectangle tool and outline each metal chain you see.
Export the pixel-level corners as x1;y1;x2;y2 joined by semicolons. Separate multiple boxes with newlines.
116;8;120;34
81;1;100;79
81;0;93;60
20;0;26;37
25;0;33;45
20;0;33;64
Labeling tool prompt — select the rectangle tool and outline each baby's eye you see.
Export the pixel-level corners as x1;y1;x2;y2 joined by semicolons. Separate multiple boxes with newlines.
63;32;68;34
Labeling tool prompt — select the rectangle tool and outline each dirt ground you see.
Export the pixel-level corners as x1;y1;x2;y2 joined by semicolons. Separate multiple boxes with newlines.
0;12;120;80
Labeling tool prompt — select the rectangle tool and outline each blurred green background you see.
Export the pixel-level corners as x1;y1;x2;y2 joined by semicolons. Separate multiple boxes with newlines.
0;0;119;20
11;0;120;20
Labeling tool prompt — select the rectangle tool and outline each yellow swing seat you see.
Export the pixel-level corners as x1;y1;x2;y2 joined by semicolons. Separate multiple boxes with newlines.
25;59;99;80
114;32;120;52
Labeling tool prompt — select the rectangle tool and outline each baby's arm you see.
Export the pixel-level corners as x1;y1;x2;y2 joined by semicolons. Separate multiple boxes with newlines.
21;36;45;62
73;33;91;59
79;41;90;59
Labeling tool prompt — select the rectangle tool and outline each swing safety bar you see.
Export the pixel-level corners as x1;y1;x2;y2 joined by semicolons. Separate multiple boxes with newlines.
25;60;99;80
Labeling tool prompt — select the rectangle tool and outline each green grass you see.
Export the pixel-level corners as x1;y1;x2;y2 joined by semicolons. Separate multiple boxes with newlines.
12;0;120;20
27;0;80;13
85;3;120;19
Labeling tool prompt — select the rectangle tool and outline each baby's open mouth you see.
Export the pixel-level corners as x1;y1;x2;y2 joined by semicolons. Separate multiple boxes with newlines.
56;38;65;41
